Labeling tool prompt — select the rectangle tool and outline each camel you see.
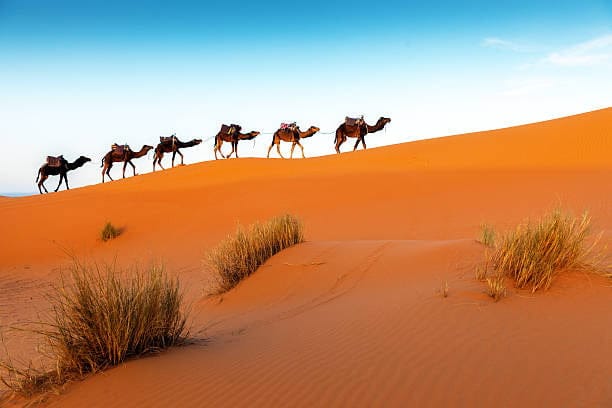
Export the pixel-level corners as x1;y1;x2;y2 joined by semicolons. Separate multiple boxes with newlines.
36;156;91;194
101;144;154;182
153;136;202;171
267;125;320;159
213;125;260;159
334;116;391;154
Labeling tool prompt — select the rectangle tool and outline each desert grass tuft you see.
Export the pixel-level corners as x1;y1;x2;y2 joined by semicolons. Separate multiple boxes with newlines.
440;281;449;298
1;262;188;397
100;222;121;242
487;209;598;292
206;214;304;294
479;223;496;247
486;275;507;302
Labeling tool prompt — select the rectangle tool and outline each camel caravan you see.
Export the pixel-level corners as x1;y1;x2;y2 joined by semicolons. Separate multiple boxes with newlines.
36;116;391;193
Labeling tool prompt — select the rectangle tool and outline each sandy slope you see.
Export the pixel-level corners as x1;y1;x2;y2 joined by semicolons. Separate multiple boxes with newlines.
1;108;611;407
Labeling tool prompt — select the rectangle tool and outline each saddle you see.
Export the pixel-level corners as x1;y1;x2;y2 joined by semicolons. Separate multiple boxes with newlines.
280;122;297;131
160;134;177;144
46;155;64;168
111;143;130;155
345;116;365;127
220;124;241;135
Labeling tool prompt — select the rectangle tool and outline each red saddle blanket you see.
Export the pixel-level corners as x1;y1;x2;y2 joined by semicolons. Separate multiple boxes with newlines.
111;144;130;155
46;156;64;167
345;116;364;127
280;122;297;130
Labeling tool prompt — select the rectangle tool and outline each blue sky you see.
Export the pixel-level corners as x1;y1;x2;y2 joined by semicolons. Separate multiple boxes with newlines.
1;1;611;193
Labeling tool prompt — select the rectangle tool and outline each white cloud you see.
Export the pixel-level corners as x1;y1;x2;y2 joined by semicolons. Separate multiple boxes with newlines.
482;37;530;52
542;34;612;67
500;78;554;97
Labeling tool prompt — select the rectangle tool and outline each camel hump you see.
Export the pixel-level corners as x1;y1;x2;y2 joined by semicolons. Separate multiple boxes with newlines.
46;155;64;167
345;116;364;127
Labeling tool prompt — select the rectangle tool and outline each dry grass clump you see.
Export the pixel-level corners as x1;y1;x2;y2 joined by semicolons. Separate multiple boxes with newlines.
486;275;507;302
478;223;496;247
1;262;188;397
206;214;304;293
484;209;598;292
100;222;121;242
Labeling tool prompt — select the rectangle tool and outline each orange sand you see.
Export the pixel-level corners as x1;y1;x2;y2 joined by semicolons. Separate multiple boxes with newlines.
1;108;611;407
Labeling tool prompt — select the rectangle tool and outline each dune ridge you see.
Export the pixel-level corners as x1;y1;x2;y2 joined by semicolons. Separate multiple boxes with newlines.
1;108;610;407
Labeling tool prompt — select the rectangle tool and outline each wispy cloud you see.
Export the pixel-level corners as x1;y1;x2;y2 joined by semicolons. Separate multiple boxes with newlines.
482;37;530;52
500;78;554;97
542;34;612;67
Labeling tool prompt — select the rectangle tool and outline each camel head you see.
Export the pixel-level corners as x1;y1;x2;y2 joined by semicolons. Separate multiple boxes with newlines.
70;156;91;169
193;139;203;145
143;145;154;151
309;126;321;133
239;131;260;141
379;117;392;126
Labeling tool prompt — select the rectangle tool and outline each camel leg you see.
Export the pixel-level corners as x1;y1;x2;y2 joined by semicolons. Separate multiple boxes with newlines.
171;150;177;167
38;174;48;194
290;142;296;159
234;142;239;158
215;139;227;159
361;135;367;150
277;143;284;159
297;141;305;158
227;142;236;159
129;160;136;176
124;160;135;177
55;173;65;192
266;141;274;158
353;137;361;151
176;150;184;165
336;136;346;154
104;163;114;182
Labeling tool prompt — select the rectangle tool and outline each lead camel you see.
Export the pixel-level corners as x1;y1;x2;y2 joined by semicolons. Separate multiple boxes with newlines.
334;117;391;154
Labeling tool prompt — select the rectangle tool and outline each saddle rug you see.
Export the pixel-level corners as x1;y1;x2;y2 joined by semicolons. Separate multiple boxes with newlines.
280;122;297;130
220;124;241;135
111;144;130;155
160;135;176;143
345;116;364;127
46;156;64;167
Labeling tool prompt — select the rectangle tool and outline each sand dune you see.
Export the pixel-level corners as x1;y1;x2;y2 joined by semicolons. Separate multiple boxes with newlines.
1;108;611;406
